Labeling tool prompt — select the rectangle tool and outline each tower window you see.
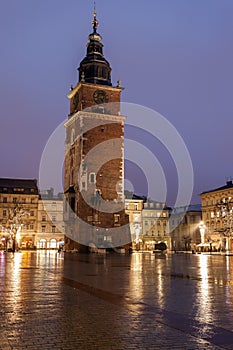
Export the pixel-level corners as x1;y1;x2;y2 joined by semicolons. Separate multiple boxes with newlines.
89;173;96;184
71;129;75;143
70;197;75;211
114;214;120;225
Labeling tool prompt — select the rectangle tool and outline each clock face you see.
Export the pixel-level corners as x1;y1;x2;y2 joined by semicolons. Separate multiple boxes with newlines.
73;93;79;110
93;90;109;104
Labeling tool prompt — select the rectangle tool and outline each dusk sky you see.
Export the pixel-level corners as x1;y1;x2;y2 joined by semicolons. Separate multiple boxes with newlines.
0;0;233;206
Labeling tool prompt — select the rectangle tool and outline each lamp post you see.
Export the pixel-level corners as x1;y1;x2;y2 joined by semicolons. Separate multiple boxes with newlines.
1;237;6;251
199;221;206;245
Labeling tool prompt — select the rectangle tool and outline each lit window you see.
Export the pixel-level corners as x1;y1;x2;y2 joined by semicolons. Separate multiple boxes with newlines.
114;214;120;225
211;212;215;218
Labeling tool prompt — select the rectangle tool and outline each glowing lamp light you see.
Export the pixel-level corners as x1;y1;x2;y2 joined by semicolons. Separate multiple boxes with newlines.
199;221;206;245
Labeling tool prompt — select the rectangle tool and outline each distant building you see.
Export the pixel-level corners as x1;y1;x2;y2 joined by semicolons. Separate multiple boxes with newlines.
200;180;233;251
142;200;170;251
0;178;39;249
37;189;64;249
125;192;146;250
170;205;202;251
0;178;64;250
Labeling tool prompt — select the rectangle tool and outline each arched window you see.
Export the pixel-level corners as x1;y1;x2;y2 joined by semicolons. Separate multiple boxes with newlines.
49;239;57;249
38;239;47;249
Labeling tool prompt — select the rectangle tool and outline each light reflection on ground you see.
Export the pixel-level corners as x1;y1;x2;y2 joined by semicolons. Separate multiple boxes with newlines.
1;251;233;349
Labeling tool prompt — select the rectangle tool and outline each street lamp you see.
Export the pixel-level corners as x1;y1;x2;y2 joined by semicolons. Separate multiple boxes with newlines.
1;237;6;251
199;221;206;245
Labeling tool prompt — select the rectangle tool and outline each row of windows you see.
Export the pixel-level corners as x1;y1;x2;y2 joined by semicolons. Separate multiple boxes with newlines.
42;215;57;222
2;209;34;217
1;197;36;204
144;202;165;209
41;225;57;233
125;204;141;210
1;188;35;193
143;212;168;218
2;210;56;219
205;210;233;219
144;221;167;226
203;195;233;207
145;231;167;236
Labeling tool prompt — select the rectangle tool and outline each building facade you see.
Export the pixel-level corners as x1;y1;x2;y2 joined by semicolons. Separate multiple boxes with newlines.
125;193;145;250
63;10;131;252
142;200;170;251
200;180;233;251
0;179;64;250
170;205;202;251
37;189;64;249
0;178;39;250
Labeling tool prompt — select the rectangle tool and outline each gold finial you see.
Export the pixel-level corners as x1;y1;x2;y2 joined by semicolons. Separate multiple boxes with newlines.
94;1;96;17
92;1;98;33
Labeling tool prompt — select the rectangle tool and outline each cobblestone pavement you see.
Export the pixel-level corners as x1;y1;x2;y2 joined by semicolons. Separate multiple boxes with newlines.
1;251;233;349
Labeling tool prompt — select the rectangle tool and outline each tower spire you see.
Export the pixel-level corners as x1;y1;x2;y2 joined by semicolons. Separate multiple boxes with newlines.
92;2;98;33
78;3;112;86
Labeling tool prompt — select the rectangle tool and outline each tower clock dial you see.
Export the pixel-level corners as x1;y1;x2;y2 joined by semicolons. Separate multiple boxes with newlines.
93;90;109;104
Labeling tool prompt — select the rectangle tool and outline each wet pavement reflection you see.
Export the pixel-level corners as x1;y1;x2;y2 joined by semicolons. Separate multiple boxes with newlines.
0;251;233;349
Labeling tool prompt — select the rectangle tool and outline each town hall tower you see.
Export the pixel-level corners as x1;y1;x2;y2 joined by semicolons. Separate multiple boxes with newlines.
63;9;131;252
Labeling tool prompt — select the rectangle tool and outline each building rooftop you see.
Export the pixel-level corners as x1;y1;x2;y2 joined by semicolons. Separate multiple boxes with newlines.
0;178;38;194
124;191;147;201
201;180;233;195
171;204;202;214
